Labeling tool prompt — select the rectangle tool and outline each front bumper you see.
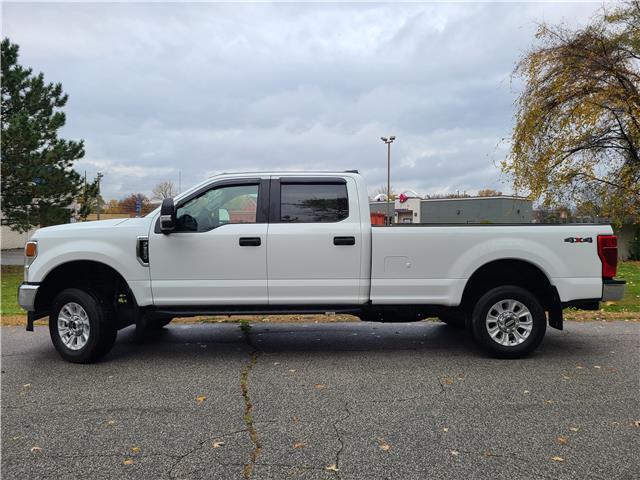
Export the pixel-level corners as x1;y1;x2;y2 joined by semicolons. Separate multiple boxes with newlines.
18;283;39;311
602;279;626;302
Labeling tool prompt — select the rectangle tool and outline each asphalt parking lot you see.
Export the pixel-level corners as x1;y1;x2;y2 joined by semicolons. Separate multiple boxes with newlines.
2;321;639;480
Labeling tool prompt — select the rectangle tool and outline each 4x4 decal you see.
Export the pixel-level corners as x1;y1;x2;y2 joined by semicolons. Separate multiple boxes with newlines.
564;237;593;243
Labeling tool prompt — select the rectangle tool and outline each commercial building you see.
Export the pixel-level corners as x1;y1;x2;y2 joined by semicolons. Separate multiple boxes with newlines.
370;195;533;224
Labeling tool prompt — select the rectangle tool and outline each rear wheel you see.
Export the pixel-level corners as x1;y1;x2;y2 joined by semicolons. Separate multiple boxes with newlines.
470;286;546;358
49;288;117;363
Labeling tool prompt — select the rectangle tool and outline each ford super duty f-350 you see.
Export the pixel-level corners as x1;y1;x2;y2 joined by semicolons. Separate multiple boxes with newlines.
18;171;626;362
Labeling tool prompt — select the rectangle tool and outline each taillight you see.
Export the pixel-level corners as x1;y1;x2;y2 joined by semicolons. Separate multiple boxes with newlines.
597;235;617;279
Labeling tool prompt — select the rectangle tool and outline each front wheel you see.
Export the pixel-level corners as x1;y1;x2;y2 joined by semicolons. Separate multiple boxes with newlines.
470;286;546;358
49;288;117;363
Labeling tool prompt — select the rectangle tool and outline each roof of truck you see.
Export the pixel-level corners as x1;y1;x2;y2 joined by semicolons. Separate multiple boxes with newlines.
209;170;359;177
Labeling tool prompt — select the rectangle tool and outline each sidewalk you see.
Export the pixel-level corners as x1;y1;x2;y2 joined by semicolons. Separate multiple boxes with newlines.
1;249;24;266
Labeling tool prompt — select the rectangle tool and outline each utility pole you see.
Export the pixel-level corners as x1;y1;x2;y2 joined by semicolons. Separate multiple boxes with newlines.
96;171;104;220
380;136;396;225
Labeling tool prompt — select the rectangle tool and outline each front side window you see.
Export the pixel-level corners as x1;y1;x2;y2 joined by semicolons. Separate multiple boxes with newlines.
280;183;348;223
176;184;259;232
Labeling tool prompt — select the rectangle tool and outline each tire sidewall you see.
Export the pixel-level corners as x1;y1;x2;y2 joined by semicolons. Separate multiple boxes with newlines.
49;288;107;363
471;286;546;358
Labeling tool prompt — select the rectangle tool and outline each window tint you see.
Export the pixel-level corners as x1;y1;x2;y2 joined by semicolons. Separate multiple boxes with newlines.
176;184;259;232
280;183;348;223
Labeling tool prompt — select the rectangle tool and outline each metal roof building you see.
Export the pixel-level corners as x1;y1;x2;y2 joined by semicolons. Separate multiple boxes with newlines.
370;196;533;224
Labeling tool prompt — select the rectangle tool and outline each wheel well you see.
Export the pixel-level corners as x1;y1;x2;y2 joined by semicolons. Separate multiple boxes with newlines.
35;261;137;327
461;259;557;312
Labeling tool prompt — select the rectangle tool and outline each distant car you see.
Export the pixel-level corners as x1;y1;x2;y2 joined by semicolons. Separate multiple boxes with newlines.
19;171;625;362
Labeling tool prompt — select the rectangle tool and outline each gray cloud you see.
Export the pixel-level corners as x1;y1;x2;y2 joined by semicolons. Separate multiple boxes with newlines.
3;2;600;199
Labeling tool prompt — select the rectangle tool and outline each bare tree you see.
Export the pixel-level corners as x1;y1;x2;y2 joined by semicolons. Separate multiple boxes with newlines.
372;185;396;200
152;180;177;200
477;189;502;197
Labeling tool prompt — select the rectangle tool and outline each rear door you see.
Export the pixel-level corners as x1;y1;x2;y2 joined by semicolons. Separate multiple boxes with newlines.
266;176;363;304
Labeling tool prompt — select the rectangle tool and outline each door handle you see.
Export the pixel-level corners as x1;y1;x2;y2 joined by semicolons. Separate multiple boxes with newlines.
333;236;355;246
239;237;261;247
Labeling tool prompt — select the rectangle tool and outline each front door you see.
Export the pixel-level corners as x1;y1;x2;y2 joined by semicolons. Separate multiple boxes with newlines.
149;178;269;306
266;177;363;304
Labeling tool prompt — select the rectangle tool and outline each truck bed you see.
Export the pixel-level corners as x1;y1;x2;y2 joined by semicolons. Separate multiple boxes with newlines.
370;223;613;305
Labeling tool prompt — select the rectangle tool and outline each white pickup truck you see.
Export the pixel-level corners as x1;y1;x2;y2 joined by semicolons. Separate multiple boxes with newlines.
19;171;625;362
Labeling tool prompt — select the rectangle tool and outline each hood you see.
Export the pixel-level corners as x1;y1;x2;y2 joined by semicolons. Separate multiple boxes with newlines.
32;217;153;239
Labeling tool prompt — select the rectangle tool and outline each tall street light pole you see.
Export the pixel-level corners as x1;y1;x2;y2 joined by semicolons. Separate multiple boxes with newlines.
380;135;396;225
96;171;104;220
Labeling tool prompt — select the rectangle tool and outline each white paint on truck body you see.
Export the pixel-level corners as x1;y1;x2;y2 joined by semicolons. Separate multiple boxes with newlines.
25;171;610;308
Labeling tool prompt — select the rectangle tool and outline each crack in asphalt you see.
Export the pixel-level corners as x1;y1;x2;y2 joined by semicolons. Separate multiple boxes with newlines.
167;428;248;478
330;402;351;478
240;323;262;480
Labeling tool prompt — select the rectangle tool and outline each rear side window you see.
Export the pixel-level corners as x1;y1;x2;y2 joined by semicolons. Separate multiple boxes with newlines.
280;183;349;223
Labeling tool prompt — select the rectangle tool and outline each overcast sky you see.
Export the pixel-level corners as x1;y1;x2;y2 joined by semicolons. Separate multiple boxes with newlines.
3;1;603;200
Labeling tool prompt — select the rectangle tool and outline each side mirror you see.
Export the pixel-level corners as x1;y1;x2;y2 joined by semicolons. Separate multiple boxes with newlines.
160;198;176;233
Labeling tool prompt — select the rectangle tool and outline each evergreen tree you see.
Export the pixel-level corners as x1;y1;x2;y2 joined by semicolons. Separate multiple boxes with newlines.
1;38;84;232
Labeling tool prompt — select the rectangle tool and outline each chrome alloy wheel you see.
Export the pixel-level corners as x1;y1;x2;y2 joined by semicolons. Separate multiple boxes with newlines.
58;302;90;350
485;299;533;347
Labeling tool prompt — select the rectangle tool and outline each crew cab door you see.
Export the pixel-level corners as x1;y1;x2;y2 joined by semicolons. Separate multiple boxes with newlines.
267;176;363;304
148;178;269;305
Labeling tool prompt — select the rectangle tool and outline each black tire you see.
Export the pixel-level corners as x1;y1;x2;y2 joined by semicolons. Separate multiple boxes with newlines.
470;285;546;358
49;288;117;363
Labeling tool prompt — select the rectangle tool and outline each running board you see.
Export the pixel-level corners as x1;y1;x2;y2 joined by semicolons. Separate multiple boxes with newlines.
152;305;363;318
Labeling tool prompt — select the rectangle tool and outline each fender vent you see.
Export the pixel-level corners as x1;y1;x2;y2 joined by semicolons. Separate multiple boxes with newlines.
137;236;149;265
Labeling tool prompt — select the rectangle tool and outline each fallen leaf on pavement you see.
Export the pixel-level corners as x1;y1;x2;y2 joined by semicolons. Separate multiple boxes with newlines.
325;464;339;472
551;456;564;462
544;400;554;405
576;365;584;369
483;448;494;457
442;427;449;432
569;427;579;432
557;436;569;445
196;395;206;403
314;384;326;390
212;440;225;448
293;442;305;449
106;420;116;426
292;416;300;423
593;365;601;369
288;369;296;373
23;384;31;388
450;450;459;456
131;446;141;453
443;377;454;385
377;438;391;451
123;458;134;465
633;420;640;428
30;446;41;453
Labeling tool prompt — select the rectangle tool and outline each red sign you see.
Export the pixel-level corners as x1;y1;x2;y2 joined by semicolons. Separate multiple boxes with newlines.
399;193;408;203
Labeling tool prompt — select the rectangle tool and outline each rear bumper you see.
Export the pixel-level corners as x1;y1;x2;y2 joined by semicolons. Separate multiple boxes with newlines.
18;283;39;311
602;279;626;302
